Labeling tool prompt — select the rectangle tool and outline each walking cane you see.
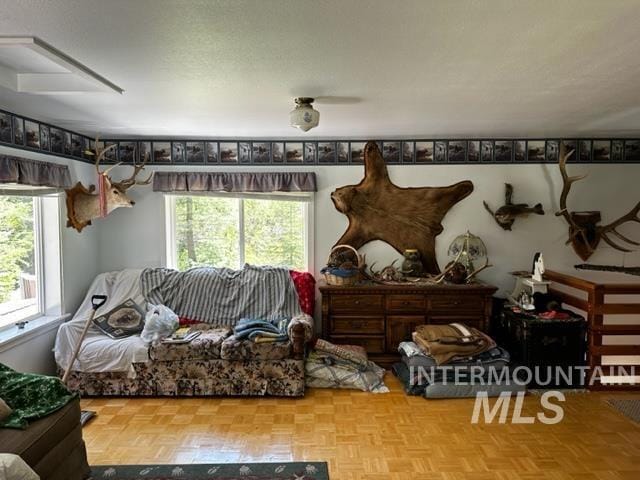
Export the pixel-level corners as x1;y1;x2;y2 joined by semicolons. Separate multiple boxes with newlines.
62;295;108;384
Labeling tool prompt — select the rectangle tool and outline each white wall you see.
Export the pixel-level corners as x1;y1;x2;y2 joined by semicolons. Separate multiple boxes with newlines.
98;162;640;296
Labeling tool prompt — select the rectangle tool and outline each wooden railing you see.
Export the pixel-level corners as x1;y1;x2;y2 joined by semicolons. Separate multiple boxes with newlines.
545;270;640;390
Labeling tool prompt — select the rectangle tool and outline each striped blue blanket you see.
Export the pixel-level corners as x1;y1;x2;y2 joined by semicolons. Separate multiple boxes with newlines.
140;265;302;327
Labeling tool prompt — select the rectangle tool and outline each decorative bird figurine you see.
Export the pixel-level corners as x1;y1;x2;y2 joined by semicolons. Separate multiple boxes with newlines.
483;183;544;231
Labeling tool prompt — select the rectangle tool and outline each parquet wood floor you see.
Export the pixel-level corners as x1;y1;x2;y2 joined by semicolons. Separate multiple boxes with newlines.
81;376;640;480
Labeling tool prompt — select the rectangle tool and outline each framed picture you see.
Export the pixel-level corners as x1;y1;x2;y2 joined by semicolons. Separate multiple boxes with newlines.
205;142;218;163
561;140;577;163
467;141;480;162
24;120;39;148
578;140;592;162
624;140;640;162
138;141;151;163
0;112;11;142
13;116;24;145
545;140;559;163
271;142;284;163
480;140;493;162
593;140;610;162
39;125;50;151
448;140;466;163
350;142;366;163
382;141;401;163
611;140;623;162
116;141;134;163
317;142;336;163
415;141;434;163
527;140;545;162
494;140;512;162
402;141;414;163
63;132;73;156
239;142;251;163
304;142;316;163
185;142;205;163
71;134;84;157
172;142;185;162
285;142;303;163
514;140;525;162
337;142;349;163
220;142;238;163
252;142;270;163
435;141;447;162
153;141;171;163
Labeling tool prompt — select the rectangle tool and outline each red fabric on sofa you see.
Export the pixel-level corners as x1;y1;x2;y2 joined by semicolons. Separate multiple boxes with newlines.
290;270;316;315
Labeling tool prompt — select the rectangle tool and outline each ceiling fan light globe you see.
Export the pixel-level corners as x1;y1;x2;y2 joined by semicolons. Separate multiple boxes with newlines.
289;99;319;131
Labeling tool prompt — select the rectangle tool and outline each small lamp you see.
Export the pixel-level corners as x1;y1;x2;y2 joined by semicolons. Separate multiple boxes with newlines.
447;231;487;273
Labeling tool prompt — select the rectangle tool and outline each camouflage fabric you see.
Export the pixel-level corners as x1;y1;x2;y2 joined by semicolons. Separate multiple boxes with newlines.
0;363;76;429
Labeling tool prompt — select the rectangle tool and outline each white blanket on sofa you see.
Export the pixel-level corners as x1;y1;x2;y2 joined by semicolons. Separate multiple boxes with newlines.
54;269;149;375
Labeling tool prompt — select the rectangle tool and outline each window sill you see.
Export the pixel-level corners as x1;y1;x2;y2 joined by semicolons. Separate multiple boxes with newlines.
0;314;70;353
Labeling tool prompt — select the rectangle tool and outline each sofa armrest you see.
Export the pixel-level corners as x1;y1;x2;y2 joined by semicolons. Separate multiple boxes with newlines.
288;313;314;360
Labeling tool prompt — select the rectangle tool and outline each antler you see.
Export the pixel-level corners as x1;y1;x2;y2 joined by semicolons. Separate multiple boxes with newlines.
91;135;120;176
555;144;593;249
111;150;153;191
597;200;640;252
466;258;493;282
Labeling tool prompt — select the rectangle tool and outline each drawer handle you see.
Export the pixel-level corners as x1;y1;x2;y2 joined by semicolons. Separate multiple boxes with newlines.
354;300;361;305
350;322;363;329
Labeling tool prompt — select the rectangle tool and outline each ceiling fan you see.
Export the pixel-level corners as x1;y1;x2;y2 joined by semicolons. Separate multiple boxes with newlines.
289;95;362;132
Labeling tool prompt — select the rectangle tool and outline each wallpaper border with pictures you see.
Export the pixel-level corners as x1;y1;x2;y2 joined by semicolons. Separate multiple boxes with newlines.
1;109;640;166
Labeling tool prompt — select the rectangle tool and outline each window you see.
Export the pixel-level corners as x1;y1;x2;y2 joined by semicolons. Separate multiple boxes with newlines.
166;193;313;271
0;195;41;328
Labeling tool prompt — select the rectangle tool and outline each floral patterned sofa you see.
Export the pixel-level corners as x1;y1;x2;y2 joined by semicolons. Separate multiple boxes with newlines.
55;267;316;397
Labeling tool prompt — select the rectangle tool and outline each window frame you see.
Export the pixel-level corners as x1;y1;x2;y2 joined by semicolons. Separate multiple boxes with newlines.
164;192;314;272
0;192;62;332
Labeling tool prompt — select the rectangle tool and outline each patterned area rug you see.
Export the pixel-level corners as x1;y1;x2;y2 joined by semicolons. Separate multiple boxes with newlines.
606;398;640;423
89;463;329;479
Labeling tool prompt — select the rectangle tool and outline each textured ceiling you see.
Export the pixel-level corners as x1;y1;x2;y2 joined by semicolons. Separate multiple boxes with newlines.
0;0;639;138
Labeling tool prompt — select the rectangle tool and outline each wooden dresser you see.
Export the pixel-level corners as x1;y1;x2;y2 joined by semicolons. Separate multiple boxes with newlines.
320;282;498;366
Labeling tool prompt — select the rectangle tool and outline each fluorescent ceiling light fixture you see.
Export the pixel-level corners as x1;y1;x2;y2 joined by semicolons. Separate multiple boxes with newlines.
0;36;123;94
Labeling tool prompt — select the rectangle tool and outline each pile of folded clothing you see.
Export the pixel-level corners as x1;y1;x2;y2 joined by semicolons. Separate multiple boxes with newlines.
233;317;290;343
392;323;526;399
305;339;389;393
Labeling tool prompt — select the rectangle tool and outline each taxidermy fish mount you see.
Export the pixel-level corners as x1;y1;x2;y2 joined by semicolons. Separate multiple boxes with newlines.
330;141;473;274
483;183;544;230
65;137;152;232
575;264;640;277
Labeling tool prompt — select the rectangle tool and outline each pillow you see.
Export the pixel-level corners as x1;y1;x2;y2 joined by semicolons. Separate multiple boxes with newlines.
0;397;12;422
93;298;145;339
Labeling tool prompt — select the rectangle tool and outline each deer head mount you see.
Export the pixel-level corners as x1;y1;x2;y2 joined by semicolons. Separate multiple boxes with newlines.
556;144;640;260
65;137;152;232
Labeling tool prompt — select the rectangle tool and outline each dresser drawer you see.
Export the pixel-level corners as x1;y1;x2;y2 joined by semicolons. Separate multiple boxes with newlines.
329;335;385;354
331;316;385;335
331;294;383;313
386;294;426;312
429;295;484;313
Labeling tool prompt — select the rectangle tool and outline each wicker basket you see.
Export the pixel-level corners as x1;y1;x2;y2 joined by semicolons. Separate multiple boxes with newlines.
322;244;363;286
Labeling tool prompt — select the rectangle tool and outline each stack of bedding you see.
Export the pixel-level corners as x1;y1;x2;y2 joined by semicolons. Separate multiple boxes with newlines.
305;339;389;393
392;323;526;398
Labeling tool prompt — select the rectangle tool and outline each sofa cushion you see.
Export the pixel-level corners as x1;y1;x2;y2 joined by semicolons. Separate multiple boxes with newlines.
0;398;81;469
149;325;232;361
220;335;292;360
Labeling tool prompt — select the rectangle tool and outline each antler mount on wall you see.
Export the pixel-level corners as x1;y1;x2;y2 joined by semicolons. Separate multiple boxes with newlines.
556;144;640;260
